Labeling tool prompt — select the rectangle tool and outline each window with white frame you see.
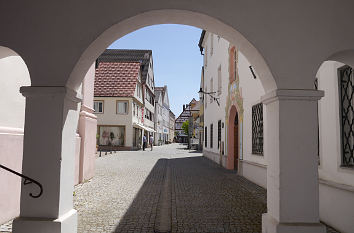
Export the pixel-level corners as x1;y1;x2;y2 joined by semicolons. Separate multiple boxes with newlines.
117;101;128;114
94;100;104;113
217;65;222;96
210;34;214;56
205;85;207;109
210;78;213;103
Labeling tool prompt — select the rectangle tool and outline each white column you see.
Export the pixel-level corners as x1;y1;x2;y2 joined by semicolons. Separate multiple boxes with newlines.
261;89;326;233
13;86;81;233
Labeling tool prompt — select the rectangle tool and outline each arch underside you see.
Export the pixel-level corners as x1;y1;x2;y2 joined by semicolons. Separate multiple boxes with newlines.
1;1;353;93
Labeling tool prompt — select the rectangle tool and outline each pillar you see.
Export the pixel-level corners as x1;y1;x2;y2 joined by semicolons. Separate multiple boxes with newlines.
261;89;326;233
78;105;97;183
12;86;80;233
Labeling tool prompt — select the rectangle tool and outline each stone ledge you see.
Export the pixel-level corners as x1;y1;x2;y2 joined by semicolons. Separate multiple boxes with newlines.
319;178;354;193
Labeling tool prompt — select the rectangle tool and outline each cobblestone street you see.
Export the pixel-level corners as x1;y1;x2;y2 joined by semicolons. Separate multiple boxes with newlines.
1;143;339;233
75;143;269;232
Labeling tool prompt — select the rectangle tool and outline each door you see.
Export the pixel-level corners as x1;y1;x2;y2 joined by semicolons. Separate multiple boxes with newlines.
234;113;239;171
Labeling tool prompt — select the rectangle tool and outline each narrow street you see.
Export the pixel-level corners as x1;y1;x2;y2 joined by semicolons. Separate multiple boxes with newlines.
0;143;339;233
74;143;267;233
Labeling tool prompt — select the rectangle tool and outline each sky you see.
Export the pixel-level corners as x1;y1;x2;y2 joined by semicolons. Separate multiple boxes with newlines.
108;24;203;117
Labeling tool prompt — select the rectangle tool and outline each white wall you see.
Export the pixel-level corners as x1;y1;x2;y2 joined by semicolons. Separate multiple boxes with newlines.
317;61;354;187
0;46;31;129
94;97;133;147
238;52;266;165
316;61;354;233
202;33;267;187
203;33;229;159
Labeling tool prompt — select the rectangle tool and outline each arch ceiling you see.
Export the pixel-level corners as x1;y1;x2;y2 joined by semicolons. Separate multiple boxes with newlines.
0;0;353;92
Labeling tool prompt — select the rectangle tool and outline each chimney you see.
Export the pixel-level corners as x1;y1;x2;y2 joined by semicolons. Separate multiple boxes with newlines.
183;105;185;111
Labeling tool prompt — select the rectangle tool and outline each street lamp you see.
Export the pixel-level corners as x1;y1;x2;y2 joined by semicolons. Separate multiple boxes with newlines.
198;88;220;106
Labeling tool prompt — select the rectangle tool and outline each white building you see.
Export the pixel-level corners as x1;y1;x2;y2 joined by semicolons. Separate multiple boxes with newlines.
201;31;354;233
154;86;170;144
154;88;164;145
94;49;156;150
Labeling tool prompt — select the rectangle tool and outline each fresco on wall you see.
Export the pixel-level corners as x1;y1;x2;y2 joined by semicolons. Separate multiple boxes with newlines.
99;126;125;146
225;45;244;160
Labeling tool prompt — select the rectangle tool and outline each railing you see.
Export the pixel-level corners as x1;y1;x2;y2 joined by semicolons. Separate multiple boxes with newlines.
0;164;43;198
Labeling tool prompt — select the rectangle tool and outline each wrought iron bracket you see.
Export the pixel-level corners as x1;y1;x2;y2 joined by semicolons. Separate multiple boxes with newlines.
0;164;43;198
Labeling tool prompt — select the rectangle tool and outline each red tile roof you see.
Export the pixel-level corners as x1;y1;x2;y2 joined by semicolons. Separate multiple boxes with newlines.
94;62;140;97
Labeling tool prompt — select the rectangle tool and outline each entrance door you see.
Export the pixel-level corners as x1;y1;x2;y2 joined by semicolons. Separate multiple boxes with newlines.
234;113;239;171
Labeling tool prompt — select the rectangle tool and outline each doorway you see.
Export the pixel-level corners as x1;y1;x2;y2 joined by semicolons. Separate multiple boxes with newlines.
234;112;239;171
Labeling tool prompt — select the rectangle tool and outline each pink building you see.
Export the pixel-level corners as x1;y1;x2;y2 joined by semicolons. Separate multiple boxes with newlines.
0;47;97;224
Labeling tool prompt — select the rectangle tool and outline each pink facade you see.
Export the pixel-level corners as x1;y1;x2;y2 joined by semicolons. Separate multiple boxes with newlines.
0;127;23;224
0;64;97;224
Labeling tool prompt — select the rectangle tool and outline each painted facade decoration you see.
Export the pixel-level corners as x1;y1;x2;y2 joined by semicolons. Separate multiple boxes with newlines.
225;45;244;162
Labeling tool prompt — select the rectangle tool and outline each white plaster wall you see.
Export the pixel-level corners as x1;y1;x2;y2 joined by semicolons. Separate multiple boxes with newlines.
162;106;170;138
203;33;229;157
81;64;95;109
94;97;133;147
202;34;267;187
237;52;266;165
0;47;31;129
317;61;354;187
316;61;354;233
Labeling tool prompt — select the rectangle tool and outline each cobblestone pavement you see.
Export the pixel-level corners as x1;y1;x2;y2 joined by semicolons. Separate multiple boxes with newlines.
1;143;340;233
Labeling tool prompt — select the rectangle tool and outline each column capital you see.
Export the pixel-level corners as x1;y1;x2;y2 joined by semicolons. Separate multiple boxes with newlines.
20;86;82;103
261;89;324;104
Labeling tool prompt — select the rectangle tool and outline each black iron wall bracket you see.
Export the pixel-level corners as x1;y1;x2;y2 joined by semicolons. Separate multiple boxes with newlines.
0;164;43;198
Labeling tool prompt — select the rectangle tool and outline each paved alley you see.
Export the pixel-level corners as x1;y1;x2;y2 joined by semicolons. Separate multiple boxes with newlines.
1;143;339;233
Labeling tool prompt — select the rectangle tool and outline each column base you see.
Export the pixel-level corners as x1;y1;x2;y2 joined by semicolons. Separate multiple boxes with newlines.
12;209;77;233
262;213;326;233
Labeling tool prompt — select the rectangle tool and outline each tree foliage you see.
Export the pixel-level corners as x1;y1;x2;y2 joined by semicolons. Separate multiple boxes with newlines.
182;120;189;135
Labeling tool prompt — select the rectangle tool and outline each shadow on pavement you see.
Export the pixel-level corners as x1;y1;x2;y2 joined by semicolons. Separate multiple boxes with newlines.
113;156;339;233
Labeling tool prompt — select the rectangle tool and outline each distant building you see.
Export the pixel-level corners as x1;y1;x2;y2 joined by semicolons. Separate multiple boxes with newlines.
154;85;171;145
169;110;175;143
175;99;197;143
94;49;156;150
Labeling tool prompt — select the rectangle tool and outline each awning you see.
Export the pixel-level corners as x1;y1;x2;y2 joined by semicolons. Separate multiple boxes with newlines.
133;123;156;133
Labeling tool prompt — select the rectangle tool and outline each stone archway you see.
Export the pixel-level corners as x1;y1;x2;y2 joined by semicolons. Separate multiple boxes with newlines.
3;2;353;232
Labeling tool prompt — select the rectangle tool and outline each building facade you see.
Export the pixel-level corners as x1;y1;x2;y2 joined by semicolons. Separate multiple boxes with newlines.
94;49;156;150
0;47;97;225
175;99;197;143
200;31;354;233
169;110;175;143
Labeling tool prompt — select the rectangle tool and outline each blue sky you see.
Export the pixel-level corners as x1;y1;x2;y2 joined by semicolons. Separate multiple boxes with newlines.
108;24;203;117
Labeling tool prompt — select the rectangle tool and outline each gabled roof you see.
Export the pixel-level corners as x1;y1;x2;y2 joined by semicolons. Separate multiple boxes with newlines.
96;49;152;83
94;62;140;97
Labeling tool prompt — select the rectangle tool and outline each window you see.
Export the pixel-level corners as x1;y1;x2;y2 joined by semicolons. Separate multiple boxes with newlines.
210;34;214;56
205;126;207;147
338;65;354;167
145;109;153;121
218;120;221;149
217;65;222;96
210;123;213;148
94;100;104;113
252;103;264;155
210;78;213;103
234;49;237;81
98;126;125;146
133;103;136;116
117;101;128;114
136;83;142;98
